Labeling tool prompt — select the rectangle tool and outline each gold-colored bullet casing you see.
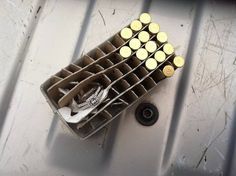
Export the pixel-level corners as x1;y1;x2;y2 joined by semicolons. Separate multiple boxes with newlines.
148;22;160;34
139;13;151;24
120;27;133;40
129;38;141;50
163;65;174;77
138;31;150;43
130;20;142;32
136;48;148;60
156;32;168;43
119;46;132;58
145;41;157;53
173;56;185;68
145;58;157;70
154;50;166;63
163;43;174;55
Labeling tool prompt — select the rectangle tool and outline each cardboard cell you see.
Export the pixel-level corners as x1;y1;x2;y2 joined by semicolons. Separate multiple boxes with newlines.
99;41;116;54
87;48;106;60
75;55;95;67
142;77;157;90
133;66;149;79
109;34;125;48
132;83;147;97
65;64;81;73
125;72;140;85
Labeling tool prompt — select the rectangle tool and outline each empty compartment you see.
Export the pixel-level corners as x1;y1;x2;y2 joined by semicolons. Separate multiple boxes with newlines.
110;34;125;48
86;110;112;128
55;69;72;79
120;90;138;104
87;48;106;60
65;64;81;73
124;72;140;85
133;66;149;79
63;68;73;74
108;53;123;64
118;63;132;74
99;74;112;87
126;56;141;68
106;68;123;81
107;87;120;100
51;75;62;84
80;112;110;134
150;69;165;83
97;58;114;69
132;84;147;97
75;55;95;67
74;71;94;83
45;76;63;92
75;121;94;138
112;79;130;93
99;41;116;54
142;77;157;90
86;64;104;73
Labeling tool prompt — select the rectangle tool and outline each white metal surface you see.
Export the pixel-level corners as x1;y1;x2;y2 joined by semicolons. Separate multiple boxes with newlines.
0;0;236;176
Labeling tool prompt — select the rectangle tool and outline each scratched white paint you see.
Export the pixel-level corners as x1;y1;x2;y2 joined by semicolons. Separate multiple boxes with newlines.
82;0;145;53
0;0;90;175
169;1;236;174
0;0;41;106
215;147;225;160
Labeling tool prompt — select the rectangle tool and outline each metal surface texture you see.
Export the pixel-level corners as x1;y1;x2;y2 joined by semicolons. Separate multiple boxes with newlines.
0;0;236;175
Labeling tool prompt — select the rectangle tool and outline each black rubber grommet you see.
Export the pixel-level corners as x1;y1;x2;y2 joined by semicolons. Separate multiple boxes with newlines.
135;102;159;126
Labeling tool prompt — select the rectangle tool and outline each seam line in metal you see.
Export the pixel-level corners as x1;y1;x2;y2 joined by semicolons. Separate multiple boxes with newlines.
0;1;46;136
161;0;205;170
71;0;97;62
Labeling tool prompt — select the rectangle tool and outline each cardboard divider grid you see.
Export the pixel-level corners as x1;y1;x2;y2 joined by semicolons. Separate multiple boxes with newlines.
75;53;174;138
41;15;184;139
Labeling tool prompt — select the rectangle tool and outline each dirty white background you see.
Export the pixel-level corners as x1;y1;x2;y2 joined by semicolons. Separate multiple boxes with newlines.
0;0;236;176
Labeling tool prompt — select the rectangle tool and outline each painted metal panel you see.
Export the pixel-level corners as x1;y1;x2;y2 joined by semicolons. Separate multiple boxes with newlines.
0;0;236;176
